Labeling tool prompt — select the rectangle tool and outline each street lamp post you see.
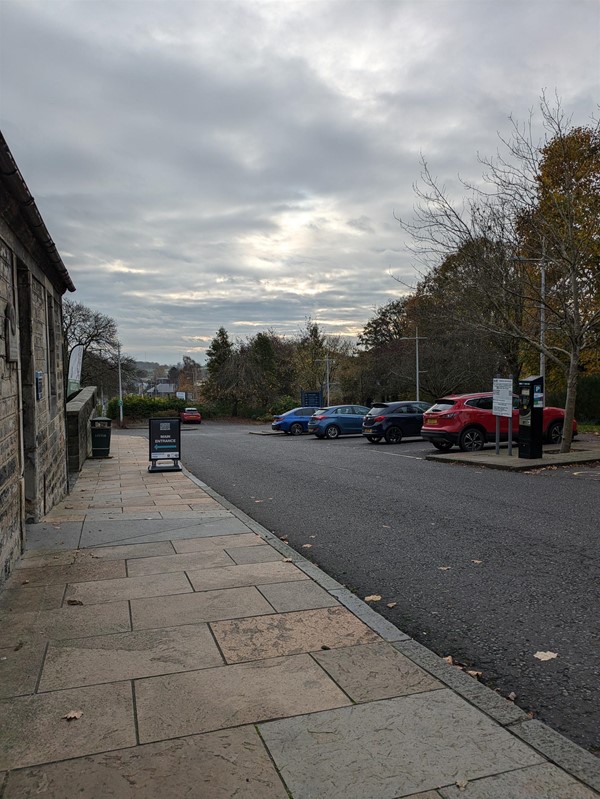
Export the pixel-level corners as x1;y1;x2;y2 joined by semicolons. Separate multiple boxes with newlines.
315;354;336;405
511;255;546;387
399;326;427;401
117;342;123;428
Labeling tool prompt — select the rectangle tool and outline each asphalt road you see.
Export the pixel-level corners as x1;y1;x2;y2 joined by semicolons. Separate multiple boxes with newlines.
170;422;598;753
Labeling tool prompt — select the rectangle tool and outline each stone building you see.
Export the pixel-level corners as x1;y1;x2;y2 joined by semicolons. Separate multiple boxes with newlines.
0;131;76;585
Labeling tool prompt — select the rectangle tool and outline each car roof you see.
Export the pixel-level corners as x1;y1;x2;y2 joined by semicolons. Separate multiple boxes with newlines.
437;392;492;400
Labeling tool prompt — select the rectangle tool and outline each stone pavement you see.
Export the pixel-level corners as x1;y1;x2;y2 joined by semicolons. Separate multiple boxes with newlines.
1;434;599;798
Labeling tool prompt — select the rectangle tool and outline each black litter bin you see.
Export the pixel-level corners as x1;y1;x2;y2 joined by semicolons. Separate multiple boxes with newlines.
91;417;112;457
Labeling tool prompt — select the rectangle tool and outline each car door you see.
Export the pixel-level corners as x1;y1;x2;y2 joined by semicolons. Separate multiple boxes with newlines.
404;404;424;436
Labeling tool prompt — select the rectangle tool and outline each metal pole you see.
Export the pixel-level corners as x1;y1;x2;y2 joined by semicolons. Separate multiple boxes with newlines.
326;355;330;405
415;325;420;402
117;343;123;428
540;260;545;386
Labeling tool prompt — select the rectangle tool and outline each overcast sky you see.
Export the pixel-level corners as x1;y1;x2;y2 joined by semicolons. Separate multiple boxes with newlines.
1;1;598;364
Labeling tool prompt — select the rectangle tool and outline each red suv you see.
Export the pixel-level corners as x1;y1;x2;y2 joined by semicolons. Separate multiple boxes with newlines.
421;392;576;452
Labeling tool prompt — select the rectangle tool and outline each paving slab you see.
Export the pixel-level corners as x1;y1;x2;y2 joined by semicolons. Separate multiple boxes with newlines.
211;606;380;663
0;583;65;612
64;571;192;605
79;517;250;547
39;623;224;691
0;602;131;646
313;642;443;702
2;726;289;799
0;681;136;770
131;586;274;630
13;559;126;587
135;653;351;743
126;549;236;576
260;690;544;799
225;544;284;565
186;560;308;591
438;762;598;798
172;532;264;553
0;640;47;698
257;579;340;612
17;551;77;568
79;541;176;560
24;522;82;552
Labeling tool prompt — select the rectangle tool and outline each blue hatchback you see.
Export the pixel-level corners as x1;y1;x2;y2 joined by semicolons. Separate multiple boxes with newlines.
308;405;371;439
271;407;320;436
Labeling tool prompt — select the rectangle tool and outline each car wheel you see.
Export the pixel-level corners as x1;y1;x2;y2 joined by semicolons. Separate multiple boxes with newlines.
384;426;403;445
290;422;303;436
366;436;382;443
458;427;485;452
325;425;341;440
547;421;563;444
432;440;453;451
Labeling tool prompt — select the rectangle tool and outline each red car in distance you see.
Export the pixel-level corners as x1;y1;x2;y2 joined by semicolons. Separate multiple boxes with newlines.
179;407;202;424
421;392;576;452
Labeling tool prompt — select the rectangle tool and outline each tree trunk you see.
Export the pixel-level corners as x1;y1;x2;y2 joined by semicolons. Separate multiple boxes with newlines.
560;349;579;453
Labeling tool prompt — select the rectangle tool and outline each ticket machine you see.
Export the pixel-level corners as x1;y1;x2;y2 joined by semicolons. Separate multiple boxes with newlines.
518;376;544;459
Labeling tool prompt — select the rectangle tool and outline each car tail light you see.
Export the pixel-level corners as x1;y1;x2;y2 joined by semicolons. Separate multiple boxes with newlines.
313;415;326;421
440;413;458;419
373;415;385;422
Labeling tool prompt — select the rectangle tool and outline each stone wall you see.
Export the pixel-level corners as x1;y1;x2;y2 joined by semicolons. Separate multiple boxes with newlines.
0;238;22;583
66;386;98;472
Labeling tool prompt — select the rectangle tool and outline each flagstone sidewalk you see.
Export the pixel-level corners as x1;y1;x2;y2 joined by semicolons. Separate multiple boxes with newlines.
1;433;598;798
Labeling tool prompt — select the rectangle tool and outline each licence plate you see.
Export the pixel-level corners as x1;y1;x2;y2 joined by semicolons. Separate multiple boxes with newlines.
428;418;438;425
364;428;372;433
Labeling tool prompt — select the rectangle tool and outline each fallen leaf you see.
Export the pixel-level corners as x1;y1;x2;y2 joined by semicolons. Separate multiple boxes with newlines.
302;544;312;549
67;599;84;606
13;641;24;651
471;559;483;565
320;645;331;650
443;655;454;665
0;656;7;661
279;536;288;541
254;500;263;503
456;778;469;791
63;710;83;721
386;602;397;609
382;525;391;528
438;566;451;571
364;594;381;602
467;670;482;679
508;691;517;701
527;710;536;718
534;650;558;661
21;580;30;585
282;558;293;563
309;535;316;539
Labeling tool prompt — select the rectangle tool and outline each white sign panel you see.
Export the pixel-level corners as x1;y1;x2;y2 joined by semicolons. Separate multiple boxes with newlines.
67;344;84;394
493;378;513;418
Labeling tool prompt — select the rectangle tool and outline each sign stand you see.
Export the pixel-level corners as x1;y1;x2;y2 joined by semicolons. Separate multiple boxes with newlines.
148;417;182;472
492;376;514;456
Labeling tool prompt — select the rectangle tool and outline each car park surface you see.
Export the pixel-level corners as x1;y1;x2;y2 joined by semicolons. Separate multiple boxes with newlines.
421;392;576;452
308;405;371;439
271;406;320;435
362;400;431;444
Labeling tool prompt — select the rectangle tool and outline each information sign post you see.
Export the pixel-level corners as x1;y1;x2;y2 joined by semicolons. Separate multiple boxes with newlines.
148;418;182;473
493;377;514;456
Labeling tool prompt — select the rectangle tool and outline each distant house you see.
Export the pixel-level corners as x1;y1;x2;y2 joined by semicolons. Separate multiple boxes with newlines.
0;131;75;584
145;381;176;398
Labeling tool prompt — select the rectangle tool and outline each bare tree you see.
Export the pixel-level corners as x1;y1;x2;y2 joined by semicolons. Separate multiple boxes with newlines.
63;299;119;359
396;95;600;451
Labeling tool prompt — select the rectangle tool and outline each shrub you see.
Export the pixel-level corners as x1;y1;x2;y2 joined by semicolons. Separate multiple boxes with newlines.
106;395;202;420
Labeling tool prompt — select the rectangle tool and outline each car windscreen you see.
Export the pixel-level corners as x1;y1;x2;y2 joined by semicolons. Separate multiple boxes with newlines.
184;408;199;412
427;400;456;412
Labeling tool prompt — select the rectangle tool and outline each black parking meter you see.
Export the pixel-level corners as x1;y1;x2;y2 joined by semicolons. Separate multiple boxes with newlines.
518;376;544;459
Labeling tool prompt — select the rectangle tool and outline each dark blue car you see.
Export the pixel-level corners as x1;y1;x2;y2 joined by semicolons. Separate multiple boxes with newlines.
271;407;320;435
308;405;371;439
